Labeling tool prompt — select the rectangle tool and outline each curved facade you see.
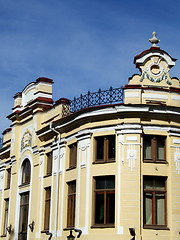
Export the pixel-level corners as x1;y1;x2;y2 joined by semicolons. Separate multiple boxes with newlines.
0;36;180;240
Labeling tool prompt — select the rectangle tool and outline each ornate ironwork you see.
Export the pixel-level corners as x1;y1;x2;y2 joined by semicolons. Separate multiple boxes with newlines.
62;86;124;116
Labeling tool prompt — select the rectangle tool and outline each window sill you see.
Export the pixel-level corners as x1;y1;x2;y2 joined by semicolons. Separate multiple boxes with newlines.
66;166;76;172
143;225;169;230
91;224;115;228
41;230;49;233
93;160;115;164
19;183;30;188
63;227;75;231
0;234;6;237
143;160;168;164
44;174;52;178
4;187;10;191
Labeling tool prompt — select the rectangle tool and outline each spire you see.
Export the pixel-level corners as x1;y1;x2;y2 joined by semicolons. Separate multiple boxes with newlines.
149;32;160;48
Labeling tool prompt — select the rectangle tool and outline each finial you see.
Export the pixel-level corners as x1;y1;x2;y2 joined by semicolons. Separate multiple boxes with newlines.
149;32;160;48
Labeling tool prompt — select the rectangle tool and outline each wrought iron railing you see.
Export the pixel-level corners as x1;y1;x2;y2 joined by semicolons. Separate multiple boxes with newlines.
62;86;124;116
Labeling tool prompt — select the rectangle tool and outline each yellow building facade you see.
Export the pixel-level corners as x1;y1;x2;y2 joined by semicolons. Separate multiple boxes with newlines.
0;33;180;240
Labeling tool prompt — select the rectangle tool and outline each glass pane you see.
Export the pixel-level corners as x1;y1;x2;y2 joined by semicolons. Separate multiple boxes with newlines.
156;194;165;225
67;195;75;227
108;136;115;159
155;179;165;190
96;179;105;189
144;179;153;190
95;192;104;224
144;193;152;224
96;137;104;160
106;192;115;224
106;177;115;189
68;182;76;194
144;137;151;159
157;138;165;160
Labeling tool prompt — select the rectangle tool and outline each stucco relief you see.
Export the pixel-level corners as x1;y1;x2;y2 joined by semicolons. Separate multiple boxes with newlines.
78;138;90;168
174;147;180;174
127;144;137;171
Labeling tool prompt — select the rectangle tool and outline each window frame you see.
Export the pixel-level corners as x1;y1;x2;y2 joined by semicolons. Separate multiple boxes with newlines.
21;159;31;185
18;192;29;240
93;175;115;227
143;135;166;163
68;143;77;169
67;181;76;228
143;176;167;229
44;187;51;230
45;152;53;176
6;168;11;189
3;198;9;236
94;135;116;163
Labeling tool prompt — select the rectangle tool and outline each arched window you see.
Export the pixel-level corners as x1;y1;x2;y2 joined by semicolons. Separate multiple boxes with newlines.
21;159;31;185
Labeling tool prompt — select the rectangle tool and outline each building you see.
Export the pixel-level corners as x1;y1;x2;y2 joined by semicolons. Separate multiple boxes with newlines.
0;33;180;240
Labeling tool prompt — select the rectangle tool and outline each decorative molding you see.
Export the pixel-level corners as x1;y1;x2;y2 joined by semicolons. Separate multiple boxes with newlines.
173;139;180;144
127;144;137;171
142;93;168;100
125;92;140;98
174;147;180;174
140;70;172;85
126;136;138;142
171;95;180;101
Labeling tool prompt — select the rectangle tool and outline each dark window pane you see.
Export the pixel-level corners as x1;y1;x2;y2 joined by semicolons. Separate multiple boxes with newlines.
69;144;77;168
108;136;115;159
22;159;31;185
106;177;115;189
95;192;104;224
19;192;29;239
67;181;76;227
96;178;105;189
44;187;51;230
96;137;104;160
106;192;115;224
47;152;52;175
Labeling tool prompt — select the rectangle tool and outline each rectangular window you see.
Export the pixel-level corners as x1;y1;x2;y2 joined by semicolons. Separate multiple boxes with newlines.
67;181;76;227
69;143;77;169
3;198;9;236
18;192;29;240
44;187;51;230
95;135;115;163
143;135;166;162
94;176;115;226
143;176;167;228
6;168;11;189
46;152;53;176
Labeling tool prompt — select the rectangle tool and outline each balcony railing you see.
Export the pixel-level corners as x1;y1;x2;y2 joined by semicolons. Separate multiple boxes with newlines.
62;86;124;117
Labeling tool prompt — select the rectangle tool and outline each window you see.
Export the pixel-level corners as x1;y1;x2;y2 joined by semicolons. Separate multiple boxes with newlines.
67;181;76;227
95;135;115;163
69;143;77;169
143;135;166;162
46;152;52;176
18;192;29;240
21;159;31;185
3;198;9;236
94;176;115;226
44;187;51;230
6;168;11;189
143;176;167;228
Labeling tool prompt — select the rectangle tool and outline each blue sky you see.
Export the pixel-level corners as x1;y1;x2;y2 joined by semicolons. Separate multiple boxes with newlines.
0;0;180;135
